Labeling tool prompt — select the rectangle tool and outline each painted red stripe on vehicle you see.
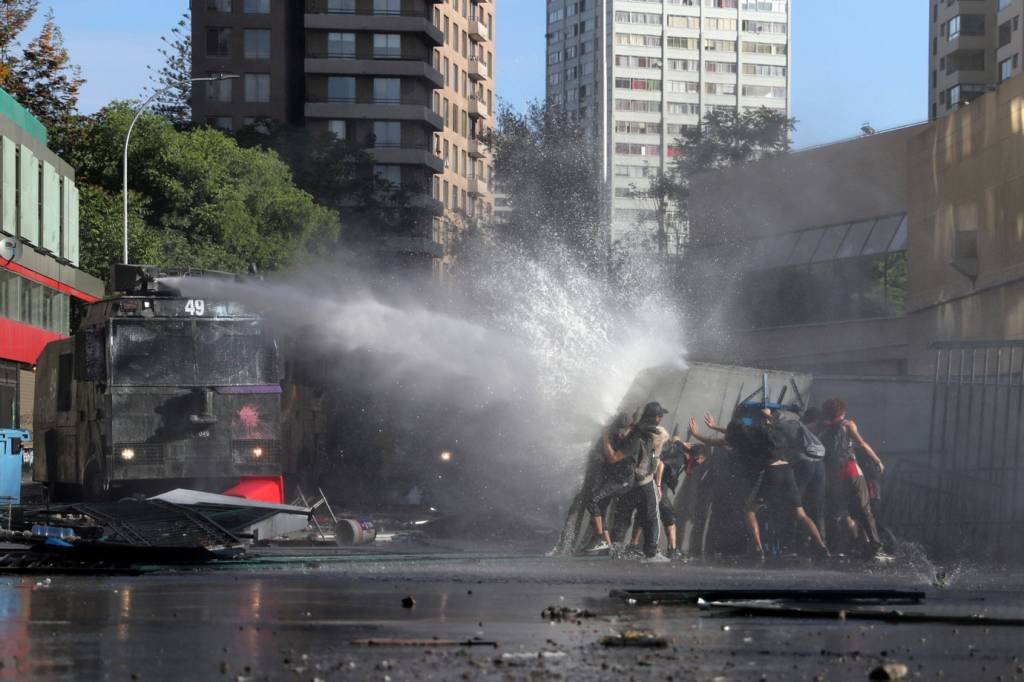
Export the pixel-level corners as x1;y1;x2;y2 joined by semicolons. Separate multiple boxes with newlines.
0;261;101;303
0;317;64;364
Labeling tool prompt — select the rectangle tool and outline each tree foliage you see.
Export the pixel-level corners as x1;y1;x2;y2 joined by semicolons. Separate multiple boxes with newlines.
0;0;38;82
146;12;193;127
674;107;795;177
68;104;341;280
0;6;84;155
236;121;438;247
482;100;606;274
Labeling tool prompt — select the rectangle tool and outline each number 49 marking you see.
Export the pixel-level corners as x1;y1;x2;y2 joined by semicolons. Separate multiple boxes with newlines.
184;299;206;316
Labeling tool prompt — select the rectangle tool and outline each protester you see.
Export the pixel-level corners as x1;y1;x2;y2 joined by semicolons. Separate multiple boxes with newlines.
626;435;685;559
818;397;891;561
584;402;670;562
691;413;829;562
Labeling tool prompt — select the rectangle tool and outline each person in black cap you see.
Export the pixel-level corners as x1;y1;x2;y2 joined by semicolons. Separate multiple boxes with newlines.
584;401;671;561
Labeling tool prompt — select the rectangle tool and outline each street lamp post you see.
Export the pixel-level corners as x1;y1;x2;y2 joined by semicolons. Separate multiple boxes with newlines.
122;73;238;264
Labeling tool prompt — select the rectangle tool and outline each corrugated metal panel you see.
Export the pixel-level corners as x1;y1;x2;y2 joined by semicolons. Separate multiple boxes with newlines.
41;162;60;254
19;368;34;443
67;183;79;266
1;136;14;236
18;145;38;245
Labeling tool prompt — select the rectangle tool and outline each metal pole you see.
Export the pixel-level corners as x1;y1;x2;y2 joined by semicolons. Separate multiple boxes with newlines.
122;75;233;264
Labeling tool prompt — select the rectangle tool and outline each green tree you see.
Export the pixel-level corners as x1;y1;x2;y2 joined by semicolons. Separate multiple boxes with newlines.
3;9;84;155
236;122;438;248
69;103;341;280
146;11;193;127
482;100;606;275
674;106;795;177
0;0;38;84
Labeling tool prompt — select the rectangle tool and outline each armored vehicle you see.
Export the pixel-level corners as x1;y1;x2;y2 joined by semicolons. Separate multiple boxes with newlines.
33;265;282;500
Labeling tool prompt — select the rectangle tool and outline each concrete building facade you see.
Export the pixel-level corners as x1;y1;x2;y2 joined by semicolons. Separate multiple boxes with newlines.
929;0;1024;120
191;0;496;272
0;89;104;435
685;70;1024;380
544;0;791;245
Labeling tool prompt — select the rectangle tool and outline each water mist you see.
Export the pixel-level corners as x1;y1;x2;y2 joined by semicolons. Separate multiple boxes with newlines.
169;238;686;533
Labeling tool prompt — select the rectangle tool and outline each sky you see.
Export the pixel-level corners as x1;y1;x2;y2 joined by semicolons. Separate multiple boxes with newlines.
24;0;927;149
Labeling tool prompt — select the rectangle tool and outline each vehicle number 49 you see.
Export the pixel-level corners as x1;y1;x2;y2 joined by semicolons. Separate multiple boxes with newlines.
184;299;206;316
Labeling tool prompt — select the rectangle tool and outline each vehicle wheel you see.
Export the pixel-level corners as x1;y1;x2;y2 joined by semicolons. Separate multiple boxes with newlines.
82;462;107;502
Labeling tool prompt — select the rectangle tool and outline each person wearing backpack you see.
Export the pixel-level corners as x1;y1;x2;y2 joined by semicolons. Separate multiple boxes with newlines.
818;397;890;561
772;409;828;544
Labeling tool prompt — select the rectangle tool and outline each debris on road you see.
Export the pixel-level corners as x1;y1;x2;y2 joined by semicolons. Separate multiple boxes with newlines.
541;605;595;621
610;588;926;606
352;638;498;648
701;601;1024;627
599;630;670;648
869;662;909;680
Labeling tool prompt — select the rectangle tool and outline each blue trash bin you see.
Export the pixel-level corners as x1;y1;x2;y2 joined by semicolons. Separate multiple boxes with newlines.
0;429;30;505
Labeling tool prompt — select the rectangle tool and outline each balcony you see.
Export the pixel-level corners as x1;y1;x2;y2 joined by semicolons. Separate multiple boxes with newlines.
467;177;488;196
306;98;444;130
408;194;445;217
370;143;445;173
467;97;488;119
468;18;489;42
467;58;488;81
305;54;444;88
467;138;486;158
304;6;444;46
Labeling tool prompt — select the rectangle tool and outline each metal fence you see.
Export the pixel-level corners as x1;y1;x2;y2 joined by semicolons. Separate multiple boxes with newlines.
883;341;1024;559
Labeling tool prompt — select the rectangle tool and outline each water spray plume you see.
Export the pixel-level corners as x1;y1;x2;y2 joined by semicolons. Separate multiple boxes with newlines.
167;238;686;525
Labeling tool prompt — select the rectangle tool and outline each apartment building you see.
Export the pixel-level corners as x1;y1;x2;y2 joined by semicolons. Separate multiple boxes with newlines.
191;0;496;273
0;88;104;435
929;0;1024;120
544;0;791;245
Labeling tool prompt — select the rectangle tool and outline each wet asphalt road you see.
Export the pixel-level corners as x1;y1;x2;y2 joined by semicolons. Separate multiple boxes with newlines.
1;551;1023;681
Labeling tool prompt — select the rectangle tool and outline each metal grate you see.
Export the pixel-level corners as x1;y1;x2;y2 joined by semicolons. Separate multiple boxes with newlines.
883;341;1024;559
70;500;240;549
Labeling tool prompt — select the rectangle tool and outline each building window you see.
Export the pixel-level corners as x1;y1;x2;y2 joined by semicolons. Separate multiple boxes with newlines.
373;34;402;59
207;116;233;131
327;32;355;58
244;73;270;102
206;75;233;102
1000;56;1014;82
244;29;271;59
373;78;400;103
243;0;269;13
373;121;401;147
327;76;356;102
206;0;231;12
375;165;401;189
327;0;355;12
1000;20;1013;47
241;117;269;134
373;0;401;14
205;28;231;57
328;120;347;139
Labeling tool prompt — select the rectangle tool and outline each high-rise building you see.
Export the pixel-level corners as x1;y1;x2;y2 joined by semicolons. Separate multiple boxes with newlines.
192;0;496;275
544;0;791;246
929;1;1022;121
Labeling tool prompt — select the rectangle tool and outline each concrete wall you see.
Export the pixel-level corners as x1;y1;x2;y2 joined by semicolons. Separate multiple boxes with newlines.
810;374;933;457
906;72;1024;373
688;124;925;245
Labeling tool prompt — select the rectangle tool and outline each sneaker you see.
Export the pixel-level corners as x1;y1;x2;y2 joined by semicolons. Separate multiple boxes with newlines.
872;551;895;564
641;553;671;564
667;548;686;561
583;540;612;554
